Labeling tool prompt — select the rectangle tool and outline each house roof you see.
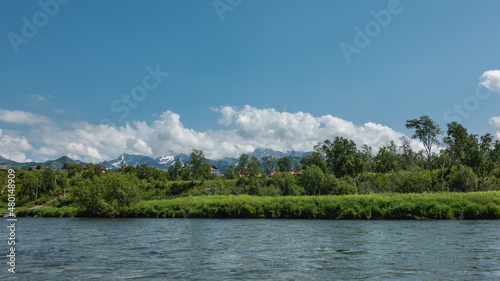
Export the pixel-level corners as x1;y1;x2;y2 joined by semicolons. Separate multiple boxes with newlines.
29;166;46;171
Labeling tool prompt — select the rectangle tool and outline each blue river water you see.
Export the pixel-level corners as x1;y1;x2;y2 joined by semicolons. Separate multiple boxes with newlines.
2;218;500;280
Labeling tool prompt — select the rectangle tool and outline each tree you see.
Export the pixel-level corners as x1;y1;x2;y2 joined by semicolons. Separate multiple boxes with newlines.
262;156;277;175
300;165;324;195
179;161;191;181
374;141;398;173
271;172;300;196
359;145;374;173
248;156;261;177
168;159;182;181
300;152;327;172
315;137;361;177
449;165;478;192
405;115;442;170
238;153;249;175
476;134;499;180
72;173;141;216
188;149;210;184
277;157;292;172
225;165;238;179
443;122;469;167
400;136;415;169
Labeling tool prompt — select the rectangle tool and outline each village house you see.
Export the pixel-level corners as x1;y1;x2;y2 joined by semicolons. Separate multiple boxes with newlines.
28;166;47;172
210;165;223;176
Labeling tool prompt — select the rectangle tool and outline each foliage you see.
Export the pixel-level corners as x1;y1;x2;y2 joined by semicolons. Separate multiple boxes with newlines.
71;173;141;216
300;165;324;195
3;117;500;218
449;165;478;192
406;115;443;170
315;136;363;177
27;192;496;219
188;149;210;184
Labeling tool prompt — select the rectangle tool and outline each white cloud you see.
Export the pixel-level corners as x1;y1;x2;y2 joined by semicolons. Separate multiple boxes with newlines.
490;116;500;139
1;106;425;162
0;129;33;162
0;109;53;125
212;106;237;125
480;70;500;93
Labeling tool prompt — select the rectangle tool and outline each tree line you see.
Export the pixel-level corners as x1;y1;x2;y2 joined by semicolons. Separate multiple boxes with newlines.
1;115;499;216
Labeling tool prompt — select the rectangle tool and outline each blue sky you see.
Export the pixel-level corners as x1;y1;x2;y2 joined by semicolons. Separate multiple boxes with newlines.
1;0;500;162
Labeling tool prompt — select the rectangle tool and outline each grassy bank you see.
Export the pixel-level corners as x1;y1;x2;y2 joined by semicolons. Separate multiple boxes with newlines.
14;191;500;219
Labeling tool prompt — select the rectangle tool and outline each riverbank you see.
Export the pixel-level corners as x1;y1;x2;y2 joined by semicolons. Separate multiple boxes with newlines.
11;191;500;219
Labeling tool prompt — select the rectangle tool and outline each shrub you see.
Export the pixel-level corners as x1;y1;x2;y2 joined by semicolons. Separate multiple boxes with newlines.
449;165;478;192
390;168;432;193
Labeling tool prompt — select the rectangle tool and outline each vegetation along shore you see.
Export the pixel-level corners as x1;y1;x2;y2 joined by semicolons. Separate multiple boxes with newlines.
1;116;500;219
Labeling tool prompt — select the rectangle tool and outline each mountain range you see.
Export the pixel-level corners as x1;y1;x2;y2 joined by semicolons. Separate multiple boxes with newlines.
1;148;312;172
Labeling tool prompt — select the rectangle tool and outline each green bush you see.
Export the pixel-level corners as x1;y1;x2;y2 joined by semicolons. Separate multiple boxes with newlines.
390;168;432;193
449;165;478;192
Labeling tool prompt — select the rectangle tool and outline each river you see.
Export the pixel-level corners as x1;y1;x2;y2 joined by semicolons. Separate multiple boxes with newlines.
2;218;500;280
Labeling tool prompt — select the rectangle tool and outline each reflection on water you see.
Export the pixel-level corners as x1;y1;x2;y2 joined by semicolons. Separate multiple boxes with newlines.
3;218;500;280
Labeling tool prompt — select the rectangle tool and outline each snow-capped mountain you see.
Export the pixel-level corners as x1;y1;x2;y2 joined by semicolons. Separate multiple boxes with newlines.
248;148;311;160
99;153;190;171
98;149;311;172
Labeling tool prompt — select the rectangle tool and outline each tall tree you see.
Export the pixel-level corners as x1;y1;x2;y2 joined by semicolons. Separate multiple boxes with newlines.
225;165;238;179
405;115;442;170
277;157;292;172
262;156;277;175
399;136;415;169
248;155;261;177
188;149;210;184
238;153;249;175
374;141;398;173
443;121;469;167
300;165;324;195
300;152;327;172
315;137;361;177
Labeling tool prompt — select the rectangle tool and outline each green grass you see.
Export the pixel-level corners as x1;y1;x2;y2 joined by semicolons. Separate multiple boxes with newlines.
16;206;83;217
13;191;500;219
123;191;500;219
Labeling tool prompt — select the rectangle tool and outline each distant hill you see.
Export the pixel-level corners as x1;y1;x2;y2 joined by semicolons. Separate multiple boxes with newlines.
1;149;312;172
0;155;81;170
44;156;81;170
0;155;36;169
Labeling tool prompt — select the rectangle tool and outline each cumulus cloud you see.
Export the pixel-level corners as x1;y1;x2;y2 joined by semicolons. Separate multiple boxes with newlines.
480;70;500;93
212;106;237;125
490;116;500;139
0;109;53;125
1;106;425;162
0;129;33;162
219;105;412;153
